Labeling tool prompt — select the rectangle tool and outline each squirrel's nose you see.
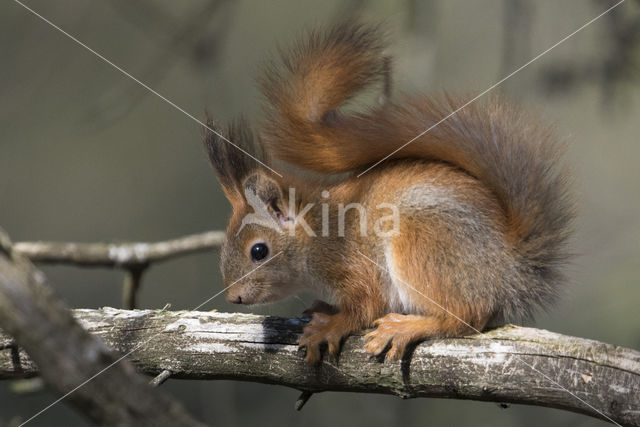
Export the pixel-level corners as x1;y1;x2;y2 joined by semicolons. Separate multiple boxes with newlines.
226;289;245;304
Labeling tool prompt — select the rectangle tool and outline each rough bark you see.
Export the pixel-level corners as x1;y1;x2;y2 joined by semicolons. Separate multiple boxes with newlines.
0;233;203;426
1;308;638;426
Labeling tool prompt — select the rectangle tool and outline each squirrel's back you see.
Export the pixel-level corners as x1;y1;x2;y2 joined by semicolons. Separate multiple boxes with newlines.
259;23;574;318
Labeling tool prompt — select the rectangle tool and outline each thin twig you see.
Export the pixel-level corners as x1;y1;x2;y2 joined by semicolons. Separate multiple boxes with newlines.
149;370;172;387
295;390;314;411
122;266;147;309
13;231;225;269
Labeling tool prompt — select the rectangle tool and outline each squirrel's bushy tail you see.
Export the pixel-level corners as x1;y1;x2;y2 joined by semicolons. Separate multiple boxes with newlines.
260;23;574;291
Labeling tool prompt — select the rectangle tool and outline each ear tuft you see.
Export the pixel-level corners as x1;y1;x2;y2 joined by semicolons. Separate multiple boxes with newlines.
203;114;270;206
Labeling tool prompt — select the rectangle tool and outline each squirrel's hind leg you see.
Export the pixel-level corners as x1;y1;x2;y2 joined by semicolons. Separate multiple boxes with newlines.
364;311;488;361
364;313;440;360
369;199;499;361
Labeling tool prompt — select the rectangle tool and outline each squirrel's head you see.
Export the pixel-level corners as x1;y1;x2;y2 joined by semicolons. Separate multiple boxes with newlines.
203;116;304;305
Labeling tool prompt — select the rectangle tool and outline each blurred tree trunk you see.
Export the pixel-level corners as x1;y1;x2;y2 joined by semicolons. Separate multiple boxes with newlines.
0;231;204;426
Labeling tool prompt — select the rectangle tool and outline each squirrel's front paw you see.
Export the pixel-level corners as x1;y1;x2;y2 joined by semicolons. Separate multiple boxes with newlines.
298;312;348;364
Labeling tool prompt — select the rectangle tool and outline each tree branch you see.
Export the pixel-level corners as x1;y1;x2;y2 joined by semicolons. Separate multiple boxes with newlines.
0;231;204;426
1;308;638;426
13;231;225;269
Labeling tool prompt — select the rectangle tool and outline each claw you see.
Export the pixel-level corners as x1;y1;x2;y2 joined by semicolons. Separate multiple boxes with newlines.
298;312;350;364
304;344;322;364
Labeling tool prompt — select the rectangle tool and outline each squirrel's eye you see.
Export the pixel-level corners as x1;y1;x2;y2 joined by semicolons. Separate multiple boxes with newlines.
250;243;269;262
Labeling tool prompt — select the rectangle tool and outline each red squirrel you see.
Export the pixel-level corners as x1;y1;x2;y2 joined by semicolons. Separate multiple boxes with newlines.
203;23;573;363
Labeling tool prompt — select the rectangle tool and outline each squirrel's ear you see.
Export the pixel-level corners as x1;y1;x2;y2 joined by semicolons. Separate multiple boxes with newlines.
203;114;265;208
242;172;292;228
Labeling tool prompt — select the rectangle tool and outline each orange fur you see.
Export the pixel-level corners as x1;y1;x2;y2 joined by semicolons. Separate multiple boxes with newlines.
204;23;574;363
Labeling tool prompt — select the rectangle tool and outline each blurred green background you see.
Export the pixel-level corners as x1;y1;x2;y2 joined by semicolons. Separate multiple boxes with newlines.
1;0;639;426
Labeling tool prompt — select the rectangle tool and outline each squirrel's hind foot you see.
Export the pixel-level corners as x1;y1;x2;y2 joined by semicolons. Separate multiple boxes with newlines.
364;313;453;361
364;312;489;361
